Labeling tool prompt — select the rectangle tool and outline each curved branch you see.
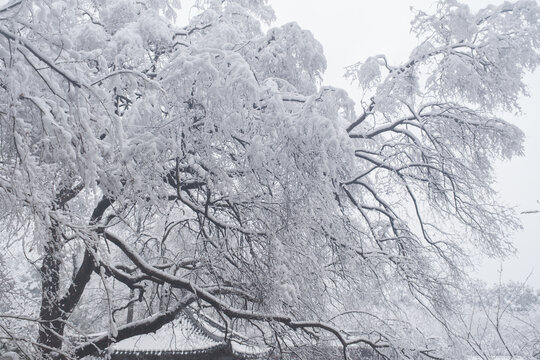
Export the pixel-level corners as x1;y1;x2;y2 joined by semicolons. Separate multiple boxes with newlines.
0;26;81;88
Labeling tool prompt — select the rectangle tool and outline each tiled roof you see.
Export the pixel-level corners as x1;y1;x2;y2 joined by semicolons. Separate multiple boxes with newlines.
112;315;221;353
106;310;269;359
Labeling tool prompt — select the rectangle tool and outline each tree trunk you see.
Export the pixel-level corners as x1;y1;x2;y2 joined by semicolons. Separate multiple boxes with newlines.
36;198;112;359
37;225;65;360
126;289;134;324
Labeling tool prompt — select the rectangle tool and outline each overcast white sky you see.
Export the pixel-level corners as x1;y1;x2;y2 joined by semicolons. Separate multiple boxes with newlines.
271;0;540;288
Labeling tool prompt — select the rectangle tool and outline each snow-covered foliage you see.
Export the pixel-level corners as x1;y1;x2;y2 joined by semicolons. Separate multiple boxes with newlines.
0;0;538;359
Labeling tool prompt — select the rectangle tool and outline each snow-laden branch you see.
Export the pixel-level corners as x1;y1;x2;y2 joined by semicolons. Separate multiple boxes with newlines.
103;230;290;322
73;299;194;358
0;26;81;88
89;70;162;89
101;230;399;358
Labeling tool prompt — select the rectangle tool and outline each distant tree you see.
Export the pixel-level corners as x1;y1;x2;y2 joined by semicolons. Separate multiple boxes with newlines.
0;0;539;359
449;280;540;359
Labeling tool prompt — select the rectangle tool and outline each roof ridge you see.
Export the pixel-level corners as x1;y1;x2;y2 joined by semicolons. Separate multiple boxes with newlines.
187;307;260;344
182;308;271;358
182;308;227;343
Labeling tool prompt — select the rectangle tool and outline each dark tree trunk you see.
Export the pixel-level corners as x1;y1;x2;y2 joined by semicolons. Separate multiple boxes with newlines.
38;224;65;360
127;288;135;323
36;197;112;359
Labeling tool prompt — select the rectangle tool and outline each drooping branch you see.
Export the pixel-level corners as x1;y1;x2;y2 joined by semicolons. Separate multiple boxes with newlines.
103;231;290;323
0;27;82;88
73;298;195;358
346;98;375;134
101;230;409;358
58;197;112;316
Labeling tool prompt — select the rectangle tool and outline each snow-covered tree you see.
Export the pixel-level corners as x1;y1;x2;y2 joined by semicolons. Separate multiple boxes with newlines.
446;280;540;359
0;0;538;359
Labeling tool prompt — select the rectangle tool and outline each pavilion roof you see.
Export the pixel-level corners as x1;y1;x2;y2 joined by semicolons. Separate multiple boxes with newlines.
108;309;269;359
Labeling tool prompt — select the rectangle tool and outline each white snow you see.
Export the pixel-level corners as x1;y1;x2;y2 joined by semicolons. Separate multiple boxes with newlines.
111;311;269;357
112;316;220;352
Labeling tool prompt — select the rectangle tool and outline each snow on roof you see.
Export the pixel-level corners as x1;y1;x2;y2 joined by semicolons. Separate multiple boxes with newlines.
231;341;269;358
112;315;222;353
109;310;270;358
191;311;270;357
